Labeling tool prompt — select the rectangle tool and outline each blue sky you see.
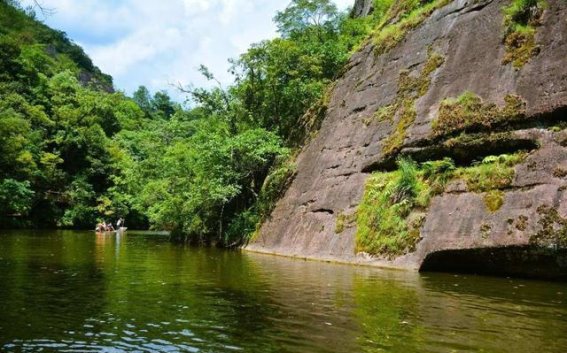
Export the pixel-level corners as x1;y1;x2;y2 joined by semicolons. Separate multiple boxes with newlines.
24;0;353;101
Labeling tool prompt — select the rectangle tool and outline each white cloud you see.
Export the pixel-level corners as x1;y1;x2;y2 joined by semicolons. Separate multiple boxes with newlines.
183;0;211;15
24;0;355;100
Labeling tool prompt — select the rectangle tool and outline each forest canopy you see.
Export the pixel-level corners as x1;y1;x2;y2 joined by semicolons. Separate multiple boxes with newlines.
0;0;394;245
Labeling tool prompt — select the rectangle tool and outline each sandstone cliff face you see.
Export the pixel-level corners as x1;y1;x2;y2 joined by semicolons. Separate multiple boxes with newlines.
247;0;567;279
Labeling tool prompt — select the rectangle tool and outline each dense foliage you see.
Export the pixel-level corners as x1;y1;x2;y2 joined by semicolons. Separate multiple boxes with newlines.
0;0;143;228
1;0;440;245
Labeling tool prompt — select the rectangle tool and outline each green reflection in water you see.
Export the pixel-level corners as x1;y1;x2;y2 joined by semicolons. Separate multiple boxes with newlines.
352;272;425;353
0;230;566;353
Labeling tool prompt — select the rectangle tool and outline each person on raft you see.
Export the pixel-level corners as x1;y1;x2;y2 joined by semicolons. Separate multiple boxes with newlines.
95;221;115;232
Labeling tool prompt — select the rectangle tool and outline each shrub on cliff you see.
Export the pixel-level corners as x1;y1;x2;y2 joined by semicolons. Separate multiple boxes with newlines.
502;0;547;68
356;153;527;258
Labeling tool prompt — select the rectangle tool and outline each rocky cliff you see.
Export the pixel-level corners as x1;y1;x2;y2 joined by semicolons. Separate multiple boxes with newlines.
247;0;567;279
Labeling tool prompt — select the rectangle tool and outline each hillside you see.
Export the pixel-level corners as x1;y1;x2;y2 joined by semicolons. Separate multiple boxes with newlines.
247;0;567;279
0;0;112;90
0;0;148;228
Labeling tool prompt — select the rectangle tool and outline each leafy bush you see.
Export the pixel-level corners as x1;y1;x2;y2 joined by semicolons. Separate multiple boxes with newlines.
0;179;34;215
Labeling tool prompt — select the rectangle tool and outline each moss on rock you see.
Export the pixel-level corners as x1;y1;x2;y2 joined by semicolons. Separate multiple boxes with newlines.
356;158;427;257
553;167;567;178
372;0;453;56
516;215;529;231
335;211;357;234
530;204;567;248
456;153;526;192
480;223;492;239
502;0;547;68
432;92;526;138
356;157;456;258
356;152;527;257
484;190;505;212
377;49;445;156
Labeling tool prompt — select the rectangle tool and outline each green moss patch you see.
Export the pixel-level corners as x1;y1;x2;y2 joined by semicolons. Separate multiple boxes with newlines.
356;158;431;257
372;0;453;56
356;157;458;257
356;153;526;257
335;211;357;234
373;50;444;156
530;204;567;247
484;190;505;212
456;153;526;192
431;91;526;138
502;0;547;68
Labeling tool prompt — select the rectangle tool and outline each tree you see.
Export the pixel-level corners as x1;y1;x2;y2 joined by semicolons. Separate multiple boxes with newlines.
0;179;34;216
132;85;152;115
274;0;339;40
152;91;176;119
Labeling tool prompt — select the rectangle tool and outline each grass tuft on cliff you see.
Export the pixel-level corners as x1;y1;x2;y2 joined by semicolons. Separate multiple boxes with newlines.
502;0;547;68
431;91;526;138
457;153;526;192
372;0;453;56
356;158;429;257
356;153;526;257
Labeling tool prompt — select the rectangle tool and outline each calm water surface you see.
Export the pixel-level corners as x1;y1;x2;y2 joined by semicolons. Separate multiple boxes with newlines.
1;230;566;353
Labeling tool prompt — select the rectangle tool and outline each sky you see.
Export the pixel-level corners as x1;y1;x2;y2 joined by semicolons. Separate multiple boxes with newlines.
23;0;354;101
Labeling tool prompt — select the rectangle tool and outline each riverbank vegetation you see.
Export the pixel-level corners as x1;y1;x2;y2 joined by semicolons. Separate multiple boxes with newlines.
1;0;457;245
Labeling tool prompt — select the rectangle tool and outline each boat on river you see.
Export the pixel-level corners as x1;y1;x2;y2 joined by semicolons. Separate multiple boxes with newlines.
95;227;127;235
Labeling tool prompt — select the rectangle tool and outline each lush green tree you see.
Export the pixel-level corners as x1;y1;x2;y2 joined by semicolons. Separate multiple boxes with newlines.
229;0;376;144
0;179;34;216
274;0;339;40
152;91;176;119
132;85;152;114
0;2;146;228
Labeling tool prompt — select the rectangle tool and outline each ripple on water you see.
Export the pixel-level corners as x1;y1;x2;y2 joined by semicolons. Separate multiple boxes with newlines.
1;231;567;353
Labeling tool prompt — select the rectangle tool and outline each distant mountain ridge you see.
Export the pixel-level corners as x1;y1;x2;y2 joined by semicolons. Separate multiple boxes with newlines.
0;0;113;91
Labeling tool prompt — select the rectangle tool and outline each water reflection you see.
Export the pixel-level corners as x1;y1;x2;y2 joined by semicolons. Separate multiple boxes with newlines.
0;230;566;353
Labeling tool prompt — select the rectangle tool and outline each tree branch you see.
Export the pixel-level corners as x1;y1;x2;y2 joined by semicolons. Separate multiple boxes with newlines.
29;0;55;17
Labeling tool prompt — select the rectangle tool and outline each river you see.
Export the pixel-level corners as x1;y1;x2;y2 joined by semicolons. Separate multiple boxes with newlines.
0;230;566;353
